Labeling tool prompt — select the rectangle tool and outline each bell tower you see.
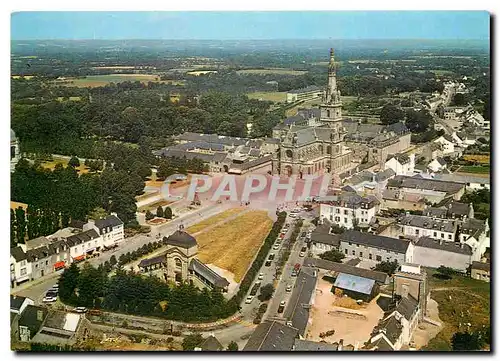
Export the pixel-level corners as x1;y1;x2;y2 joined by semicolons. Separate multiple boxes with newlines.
320;48;343;128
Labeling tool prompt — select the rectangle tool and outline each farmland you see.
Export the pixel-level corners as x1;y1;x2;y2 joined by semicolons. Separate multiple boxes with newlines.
195;210;273;282
246;91;287;103
236;68;307;76
53;74;185;88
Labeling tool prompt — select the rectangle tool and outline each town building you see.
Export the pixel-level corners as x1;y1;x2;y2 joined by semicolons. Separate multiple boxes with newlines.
434;173;490;191
339;230;414;264
243;320;299;351
386;175;466;203
427;157;447;173
393;263;429;321
286;85;325;103
433;135;456;155
398;214;458;242
309;223;340;255
83;214;124;248
384;153;415;176
137;230;230;292
17;305;49;342
412;237;472;272
11;295;34;315
459;218;490;262
470;261;490;282
333;273;378;302
31;310;86;346
423;201;474;220
317;191;380;230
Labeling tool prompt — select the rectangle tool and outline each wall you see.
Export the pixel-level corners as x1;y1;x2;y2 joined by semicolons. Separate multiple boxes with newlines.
413;245;470;272
339;240;406;264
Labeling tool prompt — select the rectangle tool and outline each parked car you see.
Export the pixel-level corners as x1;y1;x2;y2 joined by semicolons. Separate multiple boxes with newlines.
265;260;272;267
291;270;297;277
250;282;261;296
258;273;264;280
43;296;57;303
273;244;280;250
245;296;254;304
289;213;297;218
268;253;275;261
52;284;59;290
278;301;286;313
286;284;292;293
299;251;306;257
47;287;58;294
74;307;88;313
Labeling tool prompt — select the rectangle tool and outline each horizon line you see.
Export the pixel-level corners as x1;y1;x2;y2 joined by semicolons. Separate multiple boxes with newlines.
11;37;490;41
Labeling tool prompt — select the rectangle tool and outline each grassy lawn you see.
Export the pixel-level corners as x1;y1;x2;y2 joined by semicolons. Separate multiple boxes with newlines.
246;91;287;103
236;68;307;76
186;208;245;234
457;165;490;174
40;157;89;175
424;268;490;351
53;74;185;88
195;210;273;282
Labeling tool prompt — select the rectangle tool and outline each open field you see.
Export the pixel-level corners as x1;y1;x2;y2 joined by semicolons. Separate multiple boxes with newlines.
195;210;273;282
11;75;35;80
415;69;454;75
186;208;245;234
424;269;490;351
236;68;307;76
40;157;90;175
246;91;287;103
463;154;490;165
186;70;218;76
456;165;490;174
53;74;185;88
56;96;82;102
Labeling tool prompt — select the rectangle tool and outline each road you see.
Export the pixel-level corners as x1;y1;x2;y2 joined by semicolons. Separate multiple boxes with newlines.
13;201;229;304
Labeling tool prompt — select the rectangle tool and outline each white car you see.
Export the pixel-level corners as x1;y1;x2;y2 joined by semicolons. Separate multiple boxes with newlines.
299;251;306;257
286;285;292;292
245;296;254;304
258;273;264;280
43;296;57;303
273;244;280;250
74;307;88;313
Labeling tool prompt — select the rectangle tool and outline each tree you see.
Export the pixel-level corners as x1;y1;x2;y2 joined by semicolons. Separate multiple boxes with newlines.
156;206;164;218
109;255;117;267
436;266;455;280
157;161;174;180
379;104;405;125
405;109;432;133
319;249;345;263
10;209;17;248
14;207;27;244
452;332;482;351
374;260;399;276
451;93;467;106
258;283;275;302
164;206;173;220
226;341;239;351
182;333;204;351
58;263;80;304
88;207;107;221
68;156;80;168
145;210;154;220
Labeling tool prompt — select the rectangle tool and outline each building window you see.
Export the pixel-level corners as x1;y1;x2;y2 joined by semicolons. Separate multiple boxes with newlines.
344;210;348;215
348;242;352;246
20;260;26;267
344;218;348;223
345;249;348;255
448;234;452;240
336;209;340;214
352;250;355;255
20;268;27;276
335;216;340;222
433;232;437;237
376;255;382;261
441;233;444;239
480;184;485;187
415;229;419;236
45;260;49;266
360;252;363;257
369;254;372;260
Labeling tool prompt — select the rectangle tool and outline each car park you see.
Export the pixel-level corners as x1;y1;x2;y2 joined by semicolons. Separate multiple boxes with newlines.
245;296;254;304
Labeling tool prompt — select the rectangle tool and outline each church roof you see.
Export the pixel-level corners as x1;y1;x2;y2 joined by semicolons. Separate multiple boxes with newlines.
165;231;197;248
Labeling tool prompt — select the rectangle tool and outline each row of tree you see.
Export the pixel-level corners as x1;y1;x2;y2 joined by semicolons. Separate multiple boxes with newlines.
10;206;66;247
145;206;173;221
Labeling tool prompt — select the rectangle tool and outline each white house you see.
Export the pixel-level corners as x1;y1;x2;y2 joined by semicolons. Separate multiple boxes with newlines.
433;135;455;155
434;173;490;191
384;153;415;176
452;132;476;148
84;214;124;248
318;191;380;230
10;245;32;286
65;229;102;263
459;218;490;262
399;214;457;242
427;157;447;173
466;110;490;131
10;295;34;315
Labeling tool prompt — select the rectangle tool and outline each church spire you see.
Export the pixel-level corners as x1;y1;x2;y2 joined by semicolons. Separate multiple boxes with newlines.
325;48;341;106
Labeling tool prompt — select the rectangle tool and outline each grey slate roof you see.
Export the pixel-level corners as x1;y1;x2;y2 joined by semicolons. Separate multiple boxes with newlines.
318;191;380;208
415;237;472;255
65;229;100;247
303;257;388;284
11;246;27;262
387;175;464;195
387;153;410;164
377;315;403;344
375;168;396;182
434;173;490;186
448;201;470;217
395;295;419;321
283;267;318;336
18;305;48;337
138;255;166;268
293;339;339;351
200;335;223;351
385;122;409;135
340;230;411;254
94;215;123;230
471;261;490;272
461;218;487;234
366;336;394;351
399;214;456;233
243;321;299;351
165;231;198;248
189;259;230;288
11;295;28;311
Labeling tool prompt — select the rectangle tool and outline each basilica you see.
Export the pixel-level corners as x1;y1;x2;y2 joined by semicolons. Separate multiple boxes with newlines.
272;48;411;178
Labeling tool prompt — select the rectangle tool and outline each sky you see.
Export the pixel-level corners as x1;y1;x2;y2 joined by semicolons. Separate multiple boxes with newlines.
11;11;490;40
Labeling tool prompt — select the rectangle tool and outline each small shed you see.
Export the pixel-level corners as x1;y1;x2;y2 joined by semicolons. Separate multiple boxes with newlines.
333;273;377;302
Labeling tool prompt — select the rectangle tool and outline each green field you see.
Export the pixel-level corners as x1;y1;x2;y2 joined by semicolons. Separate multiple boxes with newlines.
54;74;185;88
415;69;454;75
424;268;490;351
247;91;287;102
237;68;306;76
457;165;490;174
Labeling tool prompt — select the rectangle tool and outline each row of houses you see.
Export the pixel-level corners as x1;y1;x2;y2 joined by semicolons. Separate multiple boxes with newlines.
10;215;124;286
